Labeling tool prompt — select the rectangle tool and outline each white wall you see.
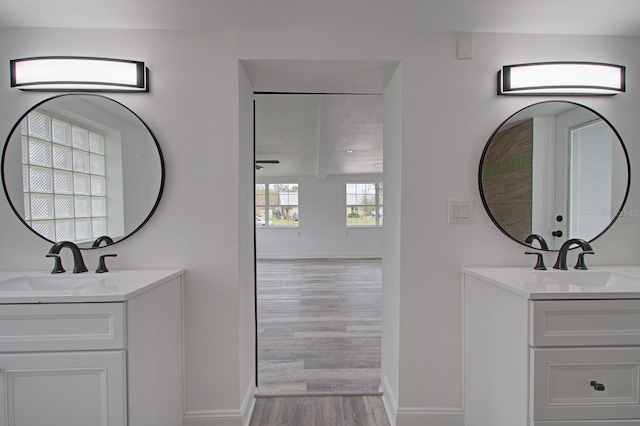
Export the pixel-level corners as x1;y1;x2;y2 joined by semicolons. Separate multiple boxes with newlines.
1;28;639;426
255;174;384;259
381;63;402;421
237;63;256;424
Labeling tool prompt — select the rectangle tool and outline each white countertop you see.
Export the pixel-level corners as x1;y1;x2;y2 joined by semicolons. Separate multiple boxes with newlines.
462;266;640;300
0;269;184;304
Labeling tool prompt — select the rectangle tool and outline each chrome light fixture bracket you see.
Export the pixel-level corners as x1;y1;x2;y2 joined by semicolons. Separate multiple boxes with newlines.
10;56;149;92
498;61;625;96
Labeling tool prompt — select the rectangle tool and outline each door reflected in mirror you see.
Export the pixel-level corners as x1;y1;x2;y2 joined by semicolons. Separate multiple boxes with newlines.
479;101;630;251
1;94;164;249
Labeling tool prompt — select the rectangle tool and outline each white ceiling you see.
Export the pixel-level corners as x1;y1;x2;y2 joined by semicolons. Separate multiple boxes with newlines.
1;0;639;36
255;94;383;178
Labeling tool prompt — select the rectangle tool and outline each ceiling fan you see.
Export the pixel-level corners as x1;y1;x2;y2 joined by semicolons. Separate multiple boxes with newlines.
255;159;280;170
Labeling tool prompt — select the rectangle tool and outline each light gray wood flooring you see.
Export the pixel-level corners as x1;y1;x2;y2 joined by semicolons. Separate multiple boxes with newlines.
256;258;382;396
249;395;391;426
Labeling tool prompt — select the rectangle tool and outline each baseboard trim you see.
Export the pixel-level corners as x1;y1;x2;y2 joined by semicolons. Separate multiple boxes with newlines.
183;409;243;426
380;374;463;426
381;374;398;426
241;379;256;426
396;407;464;426
183;379;255;426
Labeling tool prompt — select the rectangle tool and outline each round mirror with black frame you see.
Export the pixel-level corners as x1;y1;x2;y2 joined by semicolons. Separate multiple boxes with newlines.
1;94;164;249
479;100;630;251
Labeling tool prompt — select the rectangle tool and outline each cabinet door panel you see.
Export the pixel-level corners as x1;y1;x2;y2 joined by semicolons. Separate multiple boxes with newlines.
0;351;126;426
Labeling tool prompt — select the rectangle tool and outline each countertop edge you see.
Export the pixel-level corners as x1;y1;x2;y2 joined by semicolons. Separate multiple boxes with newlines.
462;267;532;299
117;269;184;301
0;269;185;304
462;266;640;300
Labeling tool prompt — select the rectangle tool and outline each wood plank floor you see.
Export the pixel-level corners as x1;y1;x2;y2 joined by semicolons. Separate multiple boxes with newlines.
256;258;382;396
250;395;391;426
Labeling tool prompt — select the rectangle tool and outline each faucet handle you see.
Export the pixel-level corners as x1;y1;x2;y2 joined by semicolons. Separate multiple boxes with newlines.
96;254;117;273
525;252;547;270
574;251;594;270
46;254;65;274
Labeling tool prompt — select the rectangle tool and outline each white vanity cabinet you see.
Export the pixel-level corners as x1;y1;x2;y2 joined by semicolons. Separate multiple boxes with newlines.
463;268;640;426
0;271;183;426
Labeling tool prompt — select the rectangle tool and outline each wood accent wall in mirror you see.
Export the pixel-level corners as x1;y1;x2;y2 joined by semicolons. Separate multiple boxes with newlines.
1;94;164;249
479;101;630;251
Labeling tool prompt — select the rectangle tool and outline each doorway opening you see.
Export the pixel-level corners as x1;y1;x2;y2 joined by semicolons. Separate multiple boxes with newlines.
254;93;384;395
241;58;401;402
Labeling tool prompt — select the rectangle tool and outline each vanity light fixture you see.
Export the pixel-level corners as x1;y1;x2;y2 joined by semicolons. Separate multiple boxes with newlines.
10;56;149;92
498;61;625;96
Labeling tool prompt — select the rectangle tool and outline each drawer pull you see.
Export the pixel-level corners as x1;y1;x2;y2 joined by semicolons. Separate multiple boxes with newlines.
590;380;605;391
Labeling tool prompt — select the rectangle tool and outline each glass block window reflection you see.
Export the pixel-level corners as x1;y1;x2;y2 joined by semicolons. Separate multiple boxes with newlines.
21;111;107;243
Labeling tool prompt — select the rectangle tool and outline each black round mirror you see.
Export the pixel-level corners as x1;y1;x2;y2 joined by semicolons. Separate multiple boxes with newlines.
1;94;164;249
479;101;630;251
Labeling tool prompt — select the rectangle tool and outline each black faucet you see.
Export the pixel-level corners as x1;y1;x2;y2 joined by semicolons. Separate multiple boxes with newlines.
552;238;594;270
92;235;114;248
525;251;547;270
96;254;117;273
48;241;89;274
525;234;549;250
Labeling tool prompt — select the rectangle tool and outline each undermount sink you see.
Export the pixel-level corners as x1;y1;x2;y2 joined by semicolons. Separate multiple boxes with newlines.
533;270;640;288
0;275;114;293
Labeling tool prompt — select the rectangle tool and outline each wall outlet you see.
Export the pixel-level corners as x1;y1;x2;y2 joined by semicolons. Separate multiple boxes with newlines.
449;199;473;224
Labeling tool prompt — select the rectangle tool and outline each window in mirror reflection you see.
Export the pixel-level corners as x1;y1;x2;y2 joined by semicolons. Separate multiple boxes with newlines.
569;119;615;239
19;109;124;243
255;183;299;227
346;182;383;227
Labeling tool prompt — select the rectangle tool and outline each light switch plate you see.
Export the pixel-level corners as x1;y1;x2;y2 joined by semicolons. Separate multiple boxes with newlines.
449;199;473;224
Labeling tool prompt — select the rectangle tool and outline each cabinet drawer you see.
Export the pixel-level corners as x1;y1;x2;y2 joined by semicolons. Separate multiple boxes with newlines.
530;300;640;347
0;303;125;352
531;347;640;421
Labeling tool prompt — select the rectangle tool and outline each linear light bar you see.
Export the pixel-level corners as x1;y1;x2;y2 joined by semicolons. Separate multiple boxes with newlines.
10;56;148;92
498;62;625;96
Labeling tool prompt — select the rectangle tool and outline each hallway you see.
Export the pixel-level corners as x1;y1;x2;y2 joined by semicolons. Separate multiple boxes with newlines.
256;258;382;395
250;395;390;425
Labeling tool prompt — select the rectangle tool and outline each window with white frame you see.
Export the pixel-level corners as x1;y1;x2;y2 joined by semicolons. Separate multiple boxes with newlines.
346;182;383;227
21;110;108;243
255;183;299;227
